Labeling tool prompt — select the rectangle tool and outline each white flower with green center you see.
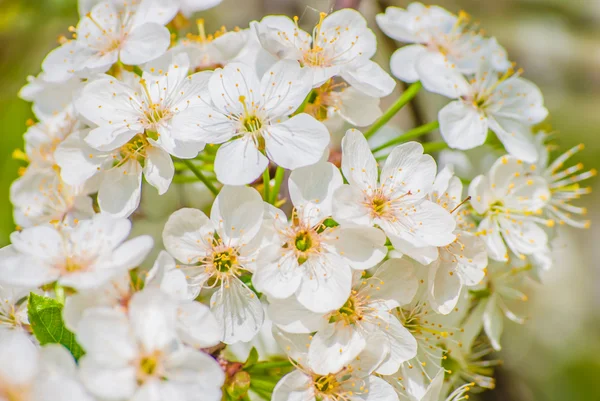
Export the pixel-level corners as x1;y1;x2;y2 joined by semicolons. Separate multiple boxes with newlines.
272;329;398;401
253;162;387;314
75;288;225;401
171;60;329;185
0;214;153;290
162;186;268;343
253;9;396;97
42;0;175;82
469;155;552;262
333;129;457;259
268;258;419;376
417;56;548;162
0;330;94;401
377;3;509;83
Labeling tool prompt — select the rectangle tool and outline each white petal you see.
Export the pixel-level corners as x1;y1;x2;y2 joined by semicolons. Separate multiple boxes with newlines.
468;175;492;214
129;288;178;351
389;45;427;83
265;114;330;170
366;258;418;308
210;185;264;245
487;116;538;163
340;129;378;191
375;315;418;375
288;162;342;225
120;23;170;65
415;52;471;99
428;259;462;315
483;294;503;351
296;255;352;313
324;226;387;270
210;277;264;344
209;62;261;115
439;101;488;150
54;130;107;186
0;330;38;385
267;297;323;334
176;301;222;348
341;60;396;98
478;216;508;262
332;185;372;227
143;145;174;195
336;87;382;127
253;249;303;300
380;141;436;199
271;370;314;401
308;324;366;375
214;137;268;185
359;375;399;401
261;60;313;116
79;357;137;400
162;208;214;264
97;160;143;218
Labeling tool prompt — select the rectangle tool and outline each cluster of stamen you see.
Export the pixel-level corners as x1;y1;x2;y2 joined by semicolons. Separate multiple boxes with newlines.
136;350;163;384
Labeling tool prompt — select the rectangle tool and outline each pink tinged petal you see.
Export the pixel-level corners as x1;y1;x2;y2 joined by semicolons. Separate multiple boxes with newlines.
162;208;214;264
97;160;143;218
175;302;222;348
308;324;366;375
332;185;373;227
210;185;264;244
468;175;492;214
296;254;352;313
267;297;323;334
261;60;313;117
78;358;137;400
288;162;343;225
380;141;436;199
487;116;538;163
143;145;174;195
120;23;170;65
366;258;418;308
129;288;178;351
478;216;508;262
76;308;137;367
428;259;462;315
483;294;503;351
341;60;396;98
252;249;303;300
214;137;268;185
264;114;330;170
415;52;471;99
325;226;387;270
389;45;427;83
272;370;314;401
439;101;488;150
210;277;264;344
340;129;378;191
209;62;261;115
337;87;382;127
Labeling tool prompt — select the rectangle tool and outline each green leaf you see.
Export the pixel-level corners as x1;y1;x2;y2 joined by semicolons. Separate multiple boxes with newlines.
243;347;259;369
27;293;85;360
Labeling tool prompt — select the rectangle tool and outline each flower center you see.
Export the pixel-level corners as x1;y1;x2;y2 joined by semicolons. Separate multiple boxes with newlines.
136;351;162;384
64;257;84;273
328;294;367;326
294;231;312;252
119;134;150;164
243;115;262;132
213;250;237;273
314;374;341;397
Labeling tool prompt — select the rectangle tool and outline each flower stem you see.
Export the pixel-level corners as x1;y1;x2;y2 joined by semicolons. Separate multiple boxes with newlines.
363;81;423;139
247;360;293;371
179;158;219;195
269;167;285;205
423;141;449;153
262;168;270;201
371;120;439;153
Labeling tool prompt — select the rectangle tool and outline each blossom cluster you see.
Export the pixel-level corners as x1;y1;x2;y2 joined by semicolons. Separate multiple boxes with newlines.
1;1;595;401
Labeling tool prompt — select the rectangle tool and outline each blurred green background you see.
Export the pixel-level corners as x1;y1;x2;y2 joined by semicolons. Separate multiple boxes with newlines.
1;0;599;400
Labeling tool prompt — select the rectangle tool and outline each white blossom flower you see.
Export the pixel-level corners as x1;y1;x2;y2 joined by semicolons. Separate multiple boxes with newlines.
386;367;474;401
162;186;267;343
333;129;456;258
272;330;398;401
19;75;84;120
268;258;419;375
0;330;94;401
421;167;488;314
0;284;32;330
377;3;509;83
76;288;225;401
531;137;596;228
179;0;222;16
253;162;387;313
42;0;174;82
172;60;329;185
0;214;153;290
469;155;552;261
10;169;95;228
417;57;548;162
253;9;396;97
